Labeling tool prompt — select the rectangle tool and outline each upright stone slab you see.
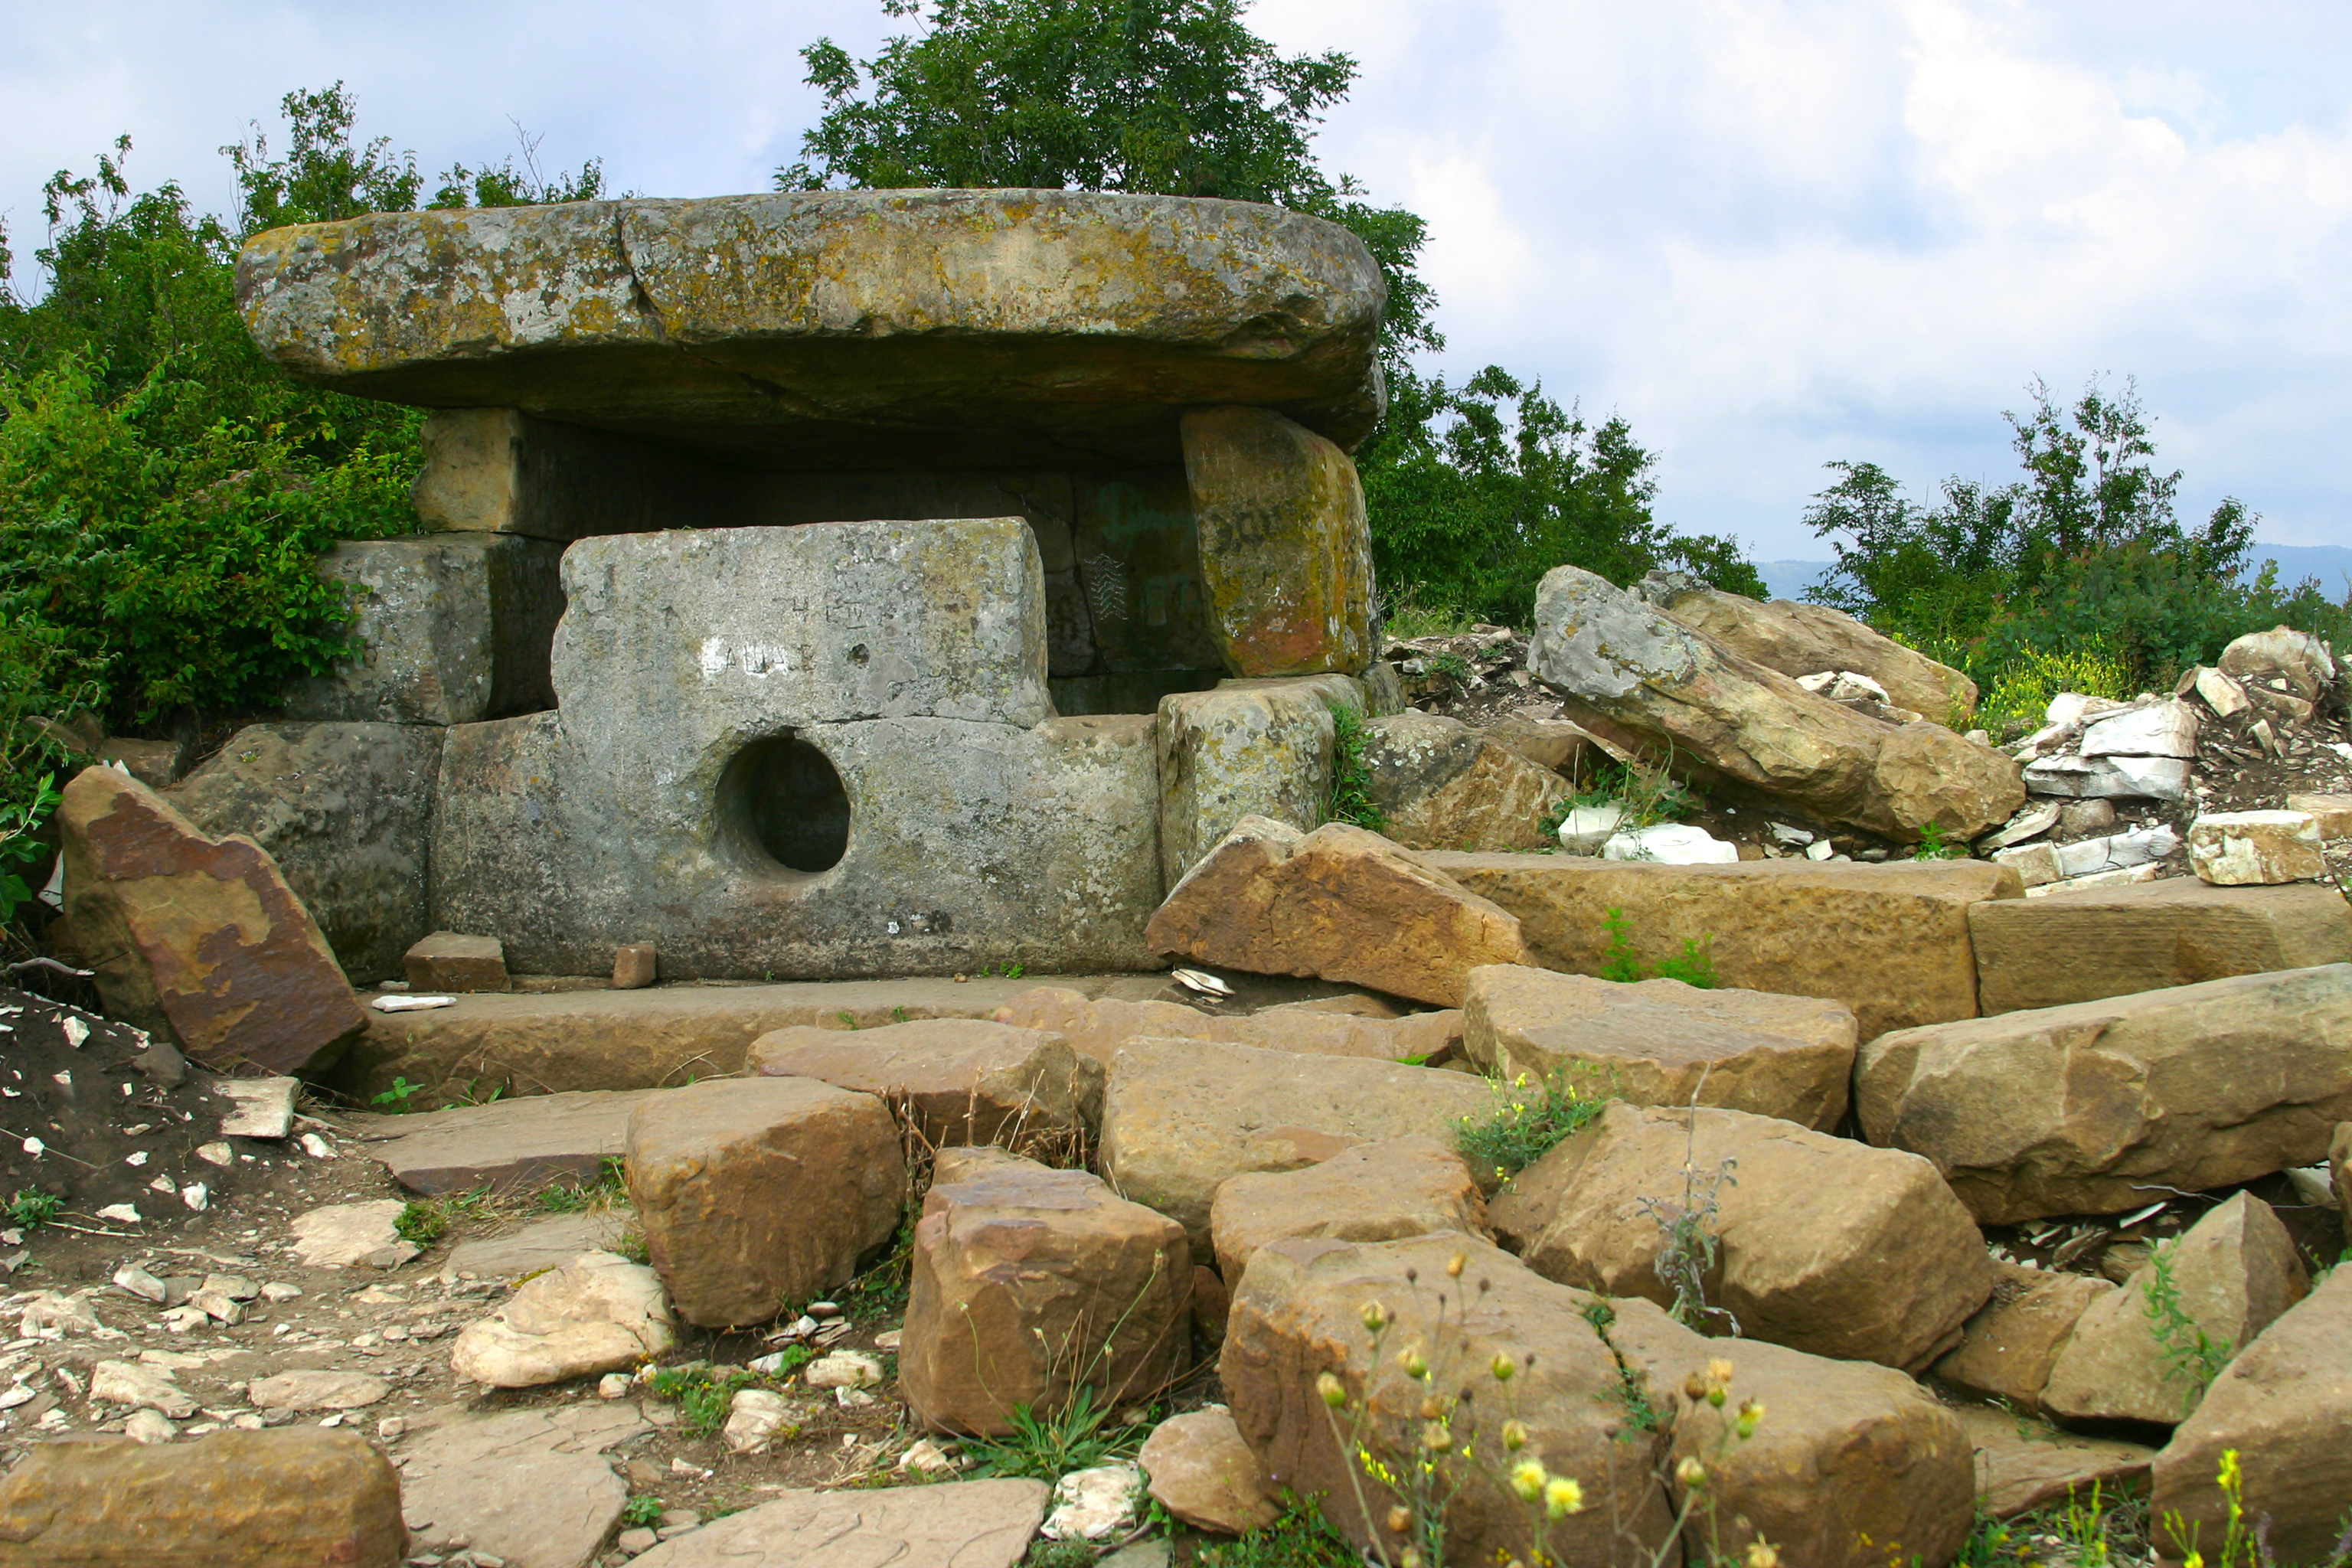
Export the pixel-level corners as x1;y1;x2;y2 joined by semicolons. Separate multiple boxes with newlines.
1154;675;1357;886
1360;710;1570;853
1181;406;1375;678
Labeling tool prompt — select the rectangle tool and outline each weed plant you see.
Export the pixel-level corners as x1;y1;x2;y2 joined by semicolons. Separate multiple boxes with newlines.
1325;702;1388;832
5;1189;59;1230
965;1386;1147;1482
537;1156;626;1214
2143;1240;2230;1416
1600;908;1719;988
619;1496;665;1529
1456;1067;1609;1184
393;1186;489;1246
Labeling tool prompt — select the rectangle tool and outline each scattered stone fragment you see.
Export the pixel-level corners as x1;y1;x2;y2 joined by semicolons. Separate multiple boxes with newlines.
122;1408;177;1445
803;1350;885;1390
1978;801;2060;851
1145;817;1529;1007
2079;698;2198;759
722;1388;804;1454
1857;964;2352;1223
2217;624;2338;718
623;1478;1049;1568
1555;802;1625;854
1602;822;1740;864
112;1263;167;1303
1492;1102;1994;1370
247;1370;394;1411
1139;1406;1278;1535
0;1428;406;1568
2187;810;2327;885
450;1250;677;1388
1934;1263;2115;1415
90;1359;198;1418
289;1200;420;1269
612;942;657;989
1949;1405;2155;1521
1462;964;1857;1130
399;1403;646;1568
749;1019;1096;1148
215;1076;299;1139
20;1290;108;1337
1208;1136;1486;1283
367;1088;654;1194
626;1077;907;1328
1043;1463;1143;1541
900;1148;1189;1436
1356;710;1568;852
405;930;510;993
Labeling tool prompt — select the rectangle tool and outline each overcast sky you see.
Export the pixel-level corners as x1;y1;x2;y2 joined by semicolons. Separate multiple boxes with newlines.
6;0;2350;561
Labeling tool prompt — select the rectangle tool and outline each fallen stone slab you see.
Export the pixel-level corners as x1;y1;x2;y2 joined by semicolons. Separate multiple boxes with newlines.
1462;964;1857;1131
2187;809;2326;885
1857;965;2352;1223
0;1428;405;1567
444;1211;628;1282
627;1076;907;1327
1969;876;2352;1014
1949;1406;2154;1521
90;1359;197;1418
289;1200;419;1269
1147;818;1529;1007
2043;1193;2308;1426
990;984;1461;1069
400;1402;647;1568
626;1478;1050;1568
1139;1406;1278;1536
58;766;368;1073
1428;852;2020;1038
1098;1038;1494;1245
1492;1101;1994;1370
246;1368;392;1411
749;1018;1097;1147
900;1148;1190;1436
2217;624;2339;714
358;1088;655;1194
214;1076;299;1139
2149;1264;2352;1568
2079;697;2199;759
1208;1135;1488;1282
1357;710;1568;853
1933;1263;2115;1415
451;1250;677;1387
336;973;1148;1101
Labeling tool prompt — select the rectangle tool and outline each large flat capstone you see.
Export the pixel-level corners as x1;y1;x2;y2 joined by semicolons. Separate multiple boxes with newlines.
235;191;1386;468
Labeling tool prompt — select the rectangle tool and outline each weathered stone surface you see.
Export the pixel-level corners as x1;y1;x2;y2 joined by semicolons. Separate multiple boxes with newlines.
289;1200;418;1269
90;1359;198;1418
1857;965;2352;1223
1209;1136;1486;1282
1430;852;2018;1039
445;1211;626;1282
749;1018;1097;1145
1225;1233;1674;1568
2188;809;2327;885
1148;819;1529;1008
990;984;1460;1068
900;1148;1190;1435
2288;789;2352;838
1154;676;1355;886
168;721;442;985
361;1089;652;1194
0;1429;406;1568
2081;698;2199;759
1480;714;1595;776
2217;625;2339;716
284;534;563;725
1970;877;2352;1014
404;930;508;993
1949;1406;2154;1521
1603;1295;1978;1568
626;1478;1050;1568
1636;570;1979;720
1933;1263;2115;1414
1462;964;1857;1131
2044;1194;2309;1426
626;1076;908;1327
2021;752;2192;802
1358;710;1570;852
1139;1406;1278;1536
1531;565;2023;839
1492;1102;1994;1370
450;1250;675;1388
1181;406;1375;678
400;1403;645;1568
612;943;656;988
2150;1265;2352;1567
1097;1038;1493;1245
245;1370;391;1411
59;766;368;1073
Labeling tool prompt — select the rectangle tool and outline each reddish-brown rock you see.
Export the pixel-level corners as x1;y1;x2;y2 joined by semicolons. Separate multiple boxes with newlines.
990;984;1459;1067
1933;1263;2114;1415
749;1018;1099;1146
1208;1135;1488;1282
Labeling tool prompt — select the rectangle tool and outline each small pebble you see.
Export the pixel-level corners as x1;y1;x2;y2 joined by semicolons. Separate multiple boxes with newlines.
597;1374;632;1400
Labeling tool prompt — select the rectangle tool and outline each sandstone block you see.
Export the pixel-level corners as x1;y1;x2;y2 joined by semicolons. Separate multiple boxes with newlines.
1208;1136;1487;1282
612;943;656;988
625;1478;1049;1568
2021;752;2191;802
2151;1265;2352;1567
1857;965;2352;1223
2043;1193;2309;1426
1933;1263;2115;1414
1360;710;1570;852
450;1250;677;1387
2080;698;2199;758
1154;676;1354;886
1491;1101;1994;1370
900;1148;1190;1435
1181;406;1375;678
1949;1406;2154;1521
1481;714;1595;776
445;1212;626;1283
1138;1406;1278;1536
1462;964;1857;1130
0;1428;406;1567
2287;790;2352;838
1096;1038;1494;1245
2217;625;2338;714
168;721;442;985
990;984;1462;1068
626;1077;908;1327
1430;852;2018;1038
399;1403;646;1568
1532;565;2022;839
364;1088;652;1194
1148;818;1528;1007
404;930;508;993
289;1200;418;1269
59;766;367;1073
244;1370;391;1411
1970;876;2352;1013
750;1018;1098;1147
2188;809;2326;885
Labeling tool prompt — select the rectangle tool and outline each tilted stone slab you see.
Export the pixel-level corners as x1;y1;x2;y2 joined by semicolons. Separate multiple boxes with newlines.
1949;1406;2154;1523
749;1018;1099;1145
358;1089;655;1194
1857;965;2352;1223
399;1403;647;1568
989;984;1461;1068
1969;876;2352;1014
1208;1135;1488;1282
1429;851;2019;1039
1934;1262;2115;1416
625;1478;1049;1568
236;190;1384;468
1360;710;1570;853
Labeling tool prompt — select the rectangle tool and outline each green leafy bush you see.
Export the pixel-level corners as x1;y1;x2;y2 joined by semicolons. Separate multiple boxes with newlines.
1323;701;1386;831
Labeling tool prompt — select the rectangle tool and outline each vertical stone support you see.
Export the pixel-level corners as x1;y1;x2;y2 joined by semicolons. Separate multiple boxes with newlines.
1155;675;1364;888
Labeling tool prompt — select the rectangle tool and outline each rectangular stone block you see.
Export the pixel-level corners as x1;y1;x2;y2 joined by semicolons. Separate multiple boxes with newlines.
1426;852;2022;1039
1971;877;2352;1014
2288;792;2352;839
1155;675;1361;887
413;408;774;543
404;931;508;993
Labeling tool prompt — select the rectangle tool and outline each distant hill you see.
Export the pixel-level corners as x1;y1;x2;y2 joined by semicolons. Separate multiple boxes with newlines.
1749;544;2350;605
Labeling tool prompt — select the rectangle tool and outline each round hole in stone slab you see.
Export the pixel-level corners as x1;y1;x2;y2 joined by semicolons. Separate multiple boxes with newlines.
720;733;850;875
